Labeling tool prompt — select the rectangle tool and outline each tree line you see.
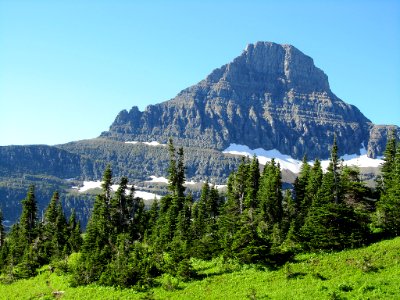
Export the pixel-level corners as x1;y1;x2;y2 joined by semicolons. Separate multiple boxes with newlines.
0;135;399;288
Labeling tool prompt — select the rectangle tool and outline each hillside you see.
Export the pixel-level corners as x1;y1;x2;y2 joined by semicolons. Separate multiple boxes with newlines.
1;237;399;299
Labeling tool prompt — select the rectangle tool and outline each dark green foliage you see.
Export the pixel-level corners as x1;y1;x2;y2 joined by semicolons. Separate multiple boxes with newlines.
301;202;369;250
41;191;69;261
0;209;4;248
232;208;269;263
258;159;283;226
300;138;370;251
0;186;78;280
67;209;82;253
375;134;400;235
20;185;38;243
1;138;389;289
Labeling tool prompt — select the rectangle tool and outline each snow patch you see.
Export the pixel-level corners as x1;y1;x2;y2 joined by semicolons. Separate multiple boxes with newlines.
223;143;384;173
184;180;198;186
73;181;161;200
125;141;166;147
223;144;303;173
215;184;227;190
76;181;102;192
134;191;161;200
145;176;169;184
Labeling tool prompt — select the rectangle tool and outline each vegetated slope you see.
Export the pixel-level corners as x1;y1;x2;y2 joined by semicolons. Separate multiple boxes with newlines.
0;145;96;179
1;237;399;299
58;138;246;182
102;41;399;159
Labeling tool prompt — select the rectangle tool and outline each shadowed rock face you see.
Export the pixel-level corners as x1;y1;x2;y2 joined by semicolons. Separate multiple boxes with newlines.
102;42;398;159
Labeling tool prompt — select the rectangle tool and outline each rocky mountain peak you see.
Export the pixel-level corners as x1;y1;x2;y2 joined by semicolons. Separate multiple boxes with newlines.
101;42;398;160
206;41;330;95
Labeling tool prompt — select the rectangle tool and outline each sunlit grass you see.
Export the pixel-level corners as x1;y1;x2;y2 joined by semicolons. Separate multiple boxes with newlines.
1;237;400;299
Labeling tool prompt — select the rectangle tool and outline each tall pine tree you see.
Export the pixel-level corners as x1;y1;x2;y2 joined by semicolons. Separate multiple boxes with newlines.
375;134;400;236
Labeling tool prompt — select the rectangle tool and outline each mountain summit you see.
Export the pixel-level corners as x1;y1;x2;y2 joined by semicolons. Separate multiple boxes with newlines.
102;42;397;159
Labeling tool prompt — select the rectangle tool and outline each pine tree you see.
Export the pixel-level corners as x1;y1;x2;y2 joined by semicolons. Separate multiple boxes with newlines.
167;138;178;195
218;173;242;259
300;140;369;250
41;191;68;260
293;156;310;212
67;209;82;253
331;136;342;204
0;209;4;248
375;138;400;236
257;159;283;225
297;159;323;229
231;207;268;264
144;199;159;242
244;156;260;210
75;166;114;285
379;131;397;191
110;177;129;235
20;185;38;243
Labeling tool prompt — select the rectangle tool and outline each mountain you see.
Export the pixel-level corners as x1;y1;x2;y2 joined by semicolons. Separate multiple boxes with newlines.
1;41;398;227
102;41;398;159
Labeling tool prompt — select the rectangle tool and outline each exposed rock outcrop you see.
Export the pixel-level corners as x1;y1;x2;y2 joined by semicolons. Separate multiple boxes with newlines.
102;42;398;159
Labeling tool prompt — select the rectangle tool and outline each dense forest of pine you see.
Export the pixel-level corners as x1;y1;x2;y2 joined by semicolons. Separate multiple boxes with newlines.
0;135;399;290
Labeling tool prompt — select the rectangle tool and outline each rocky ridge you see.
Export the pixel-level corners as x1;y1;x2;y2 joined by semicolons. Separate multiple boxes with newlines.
102;42;398;159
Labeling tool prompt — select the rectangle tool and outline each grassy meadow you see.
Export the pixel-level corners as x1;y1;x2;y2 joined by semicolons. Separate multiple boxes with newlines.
1;237;400;300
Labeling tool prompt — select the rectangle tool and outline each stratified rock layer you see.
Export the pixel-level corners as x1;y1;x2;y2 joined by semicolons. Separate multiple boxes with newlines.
102;42;398;159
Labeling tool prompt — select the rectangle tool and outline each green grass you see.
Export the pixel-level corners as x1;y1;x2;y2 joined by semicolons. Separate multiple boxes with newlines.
1;237;400;299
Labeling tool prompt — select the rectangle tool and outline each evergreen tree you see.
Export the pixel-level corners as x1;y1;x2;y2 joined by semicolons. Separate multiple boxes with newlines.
330;136;341;204
75;166;114;284
0;209;4;248
0;209;6;271
244;156;260;210
218;172;242;259
152;140;187;251
231;207;268;264
20;185;38;243
110;177;133;236
300;140;369;250
67;209;82;253
257;159;283;225
297;159;323;229
144;199;159;241
293;156;310;212
376;138;400;236
41;191;68;260
379;131;397;191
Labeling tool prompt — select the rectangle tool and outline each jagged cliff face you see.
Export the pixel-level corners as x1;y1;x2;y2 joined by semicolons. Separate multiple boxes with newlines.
102;42;397;159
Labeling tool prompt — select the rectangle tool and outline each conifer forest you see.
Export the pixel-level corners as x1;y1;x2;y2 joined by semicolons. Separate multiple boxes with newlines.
0;135;400;292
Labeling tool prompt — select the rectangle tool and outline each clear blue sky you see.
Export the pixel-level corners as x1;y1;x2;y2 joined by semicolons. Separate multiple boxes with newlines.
1;0;399;146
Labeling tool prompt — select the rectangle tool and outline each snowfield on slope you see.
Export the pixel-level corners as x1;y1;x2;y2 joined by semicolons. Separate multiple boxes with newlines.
223;143;384;173
73;181;161;200
125;141;166;147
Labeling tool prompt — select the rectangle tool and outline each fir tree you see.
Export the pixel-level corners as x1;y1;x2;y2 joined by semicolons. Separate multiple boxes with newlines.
144;199;159;241
218;173;242;259
231;207;268;264
41;191;68;260
379;131;397;191
0;209;4;248
257;159;283;225
376;138;400;236
244;156;260;210
20;185;38;243
293;156;310;212
300;140;369;250
75;166;115;284
67;209;82;253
